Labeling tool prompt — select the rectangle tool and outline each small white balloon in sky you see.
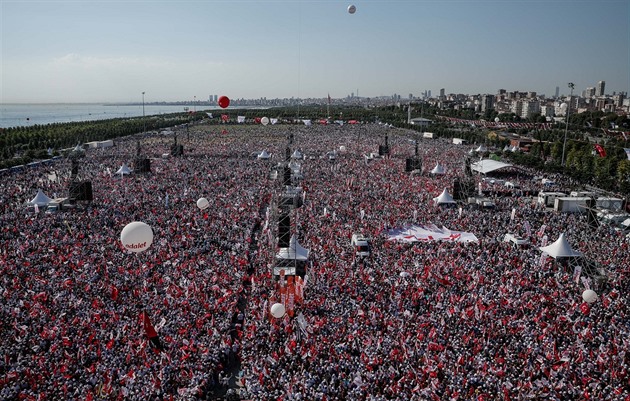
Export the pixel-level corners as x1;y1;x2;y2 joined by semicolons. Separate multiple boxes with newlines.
348;5;356;14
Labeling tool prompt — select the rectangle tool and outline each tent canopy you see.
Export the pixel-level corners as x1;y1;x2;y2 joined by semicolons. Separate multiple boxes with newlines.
276;235;309;260
433;188;456;204
430;163;445;175
539;233;582;258
28;189;53;207
257;150;271;159
116;163;131;175
471;159;513;175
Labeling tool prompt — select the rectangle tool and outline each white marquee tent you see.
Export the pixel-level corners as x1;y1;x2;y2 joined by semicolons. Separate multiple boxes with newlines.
539;233;582;258
433;188;456;205
430;163;446;175
276;235;310;261
115;163;132;175
28;189;53;207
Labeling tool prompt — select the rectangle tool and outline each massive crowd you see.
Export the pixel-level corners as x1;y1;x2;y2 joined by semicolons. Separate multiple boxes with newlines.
1;122;628;400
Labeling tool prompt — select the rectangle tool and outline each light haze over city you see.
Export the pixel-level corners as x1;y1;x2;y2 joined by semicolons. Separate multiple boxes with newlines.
1;0;628;104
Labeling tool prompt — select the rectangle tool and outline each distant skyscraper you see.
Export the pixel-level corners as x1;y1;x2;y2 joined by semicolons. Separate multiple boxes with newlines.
481;95;494;112
555;86;560;98
597;81;605;97
439;88;445;100
428;90;432;98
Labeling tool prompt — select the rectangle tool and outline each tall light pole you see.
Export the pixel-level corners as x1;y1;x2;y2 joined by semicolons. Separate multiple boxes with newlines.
142;91;146;133
561;82;574;166
193;96;196;113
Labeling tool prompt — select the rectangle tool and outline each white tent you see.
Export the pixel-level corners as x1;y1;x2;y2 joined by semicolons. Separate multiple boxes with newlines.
28;189;53;207
433;188;456;205
430;163;445;175
291;150;304;159
257;150;271;160
539;233;582;258
115;163;132;175
276;235;309;260
476;144;488;152
471;159;513;175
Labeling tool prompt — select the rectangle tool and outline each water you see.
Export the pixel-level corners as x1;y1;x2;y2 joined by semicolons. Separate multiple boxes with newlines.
0;103;224;128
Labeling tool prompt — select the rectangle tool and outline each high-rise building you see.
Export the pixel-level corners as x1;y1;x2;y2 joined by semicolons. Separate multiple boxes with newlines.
585;87;596;98
511;100;523;117
596;81;605;97
555;86;560;98
481;95;495;112
439;88;445;100
521;100;540;119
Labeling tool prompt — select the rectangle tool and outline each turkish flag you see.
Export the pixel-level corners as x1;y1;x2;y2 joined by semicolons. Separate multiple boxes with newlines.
141;311;158;338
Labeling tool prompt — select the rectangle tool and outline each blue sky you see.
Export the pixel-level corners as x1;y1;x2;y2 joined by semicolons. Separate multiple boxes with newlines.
1;0;628;103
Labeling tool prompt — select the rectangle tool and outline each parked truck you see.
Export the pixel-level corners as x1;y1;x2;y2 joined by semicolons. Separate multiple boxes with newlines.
537;191;566;208
553;197;591;213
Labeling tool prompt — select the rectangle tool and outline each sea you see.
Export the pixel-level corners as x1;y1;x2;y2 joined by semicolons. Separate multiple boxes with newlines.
0;103;231;129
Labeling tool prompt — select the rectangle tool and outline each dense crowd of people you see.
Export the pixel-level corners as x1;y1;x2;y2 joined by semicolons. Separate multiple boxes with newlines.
1;122;628;400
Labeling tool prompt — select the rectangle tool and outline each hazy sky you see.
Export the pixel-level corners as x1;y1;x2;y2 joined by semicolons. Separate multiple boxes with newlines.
1;0;628;103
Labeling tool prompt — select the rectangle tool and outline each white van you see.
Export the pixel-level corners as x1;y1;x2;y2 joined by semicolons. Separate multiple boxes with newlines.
503;234;530;248
351;234;371;257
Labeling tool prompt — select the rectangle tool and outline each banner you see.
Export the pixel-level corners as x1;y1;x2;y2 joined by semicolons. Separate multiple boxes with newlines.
386;224;478;243
237;116;246;123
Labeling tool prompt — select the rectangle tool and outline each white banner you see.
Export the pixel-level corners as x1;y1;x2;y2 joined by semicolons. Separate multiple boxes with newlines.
387;224;478;243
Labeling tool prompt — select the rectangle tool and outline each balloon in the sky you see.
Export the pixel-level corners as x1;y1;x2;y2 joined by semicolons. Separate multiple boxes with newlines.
261;117;270;126
270;303;286;318
582;289;598;304
120;221;153;253
348;4;356;14
218;96;230;109
197;197;210;210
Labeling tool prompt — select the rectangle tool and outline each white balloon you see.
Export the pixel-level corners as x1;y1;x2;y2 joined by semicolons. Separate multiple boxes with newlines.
120;221;153;253
261;117;270;126
197;197;210;210
494;117;500;123
582;289;597;304
348;4;356;14
399;271;411;278
270;303;286;318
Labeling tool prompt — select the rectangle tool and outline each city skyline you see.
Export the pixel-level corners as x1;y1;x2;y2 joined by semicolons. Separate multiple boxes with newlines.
1;0;628;104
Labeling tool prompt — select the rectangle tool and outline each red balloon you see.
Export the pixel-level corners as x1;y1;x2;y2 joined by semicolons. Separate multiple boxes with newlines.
218;96;230;109
580;302;590;315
